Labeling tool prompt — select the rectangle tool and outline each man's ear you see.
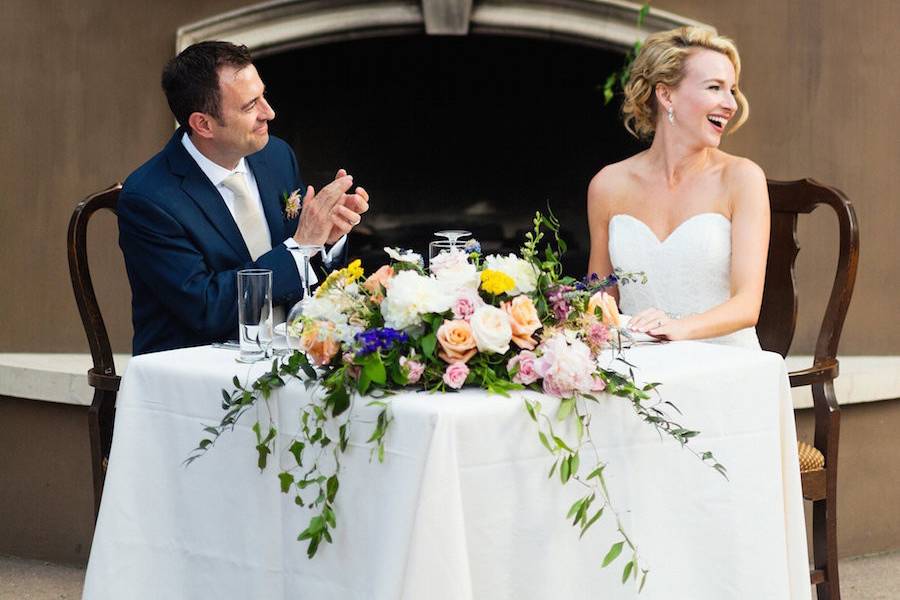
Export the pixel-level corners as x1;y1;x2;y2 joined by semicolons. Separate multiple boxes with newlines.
187;112;215;139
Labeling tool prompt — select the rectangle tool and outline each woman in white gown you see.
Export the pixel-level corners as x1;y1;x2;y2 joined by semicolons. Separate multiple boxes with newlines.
588;26;768;349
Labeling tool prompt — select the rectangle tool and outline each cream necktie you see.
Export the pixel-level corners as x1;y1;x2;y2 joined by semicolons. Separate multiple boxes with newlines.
221;172;271;261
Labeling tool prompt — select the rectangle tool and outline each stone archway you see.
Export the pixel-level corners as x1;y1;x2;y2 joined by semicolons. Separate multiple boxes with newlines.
175;1;706;273
177;1;703;55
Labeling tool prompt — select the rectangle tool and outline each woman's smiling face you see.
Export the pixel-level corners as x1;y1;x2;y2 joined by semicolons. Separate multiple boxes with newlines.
663;48;740;148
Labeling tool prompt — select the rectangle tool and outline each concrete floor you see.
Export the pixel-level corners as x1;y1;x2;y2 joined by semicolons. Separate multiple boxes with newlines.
1;551;899;599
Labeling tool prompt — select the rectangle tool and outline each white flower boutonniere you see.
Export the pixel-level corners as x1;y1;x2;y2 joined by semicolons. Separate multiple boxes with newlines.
282;189;302;219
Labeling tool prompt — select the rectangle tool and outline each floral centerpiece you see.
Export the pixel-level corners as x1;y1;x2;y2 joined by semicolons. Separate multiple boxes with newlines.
190;211;725;591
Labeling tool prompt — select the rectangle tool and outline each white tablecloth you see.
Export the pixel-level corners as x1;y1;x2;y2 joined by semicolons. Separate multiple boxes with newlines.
83;342;809;599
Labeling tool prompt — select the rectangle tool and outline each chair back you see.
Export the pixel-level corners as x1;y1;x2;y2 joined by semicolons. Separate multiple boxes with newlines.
757;179;860;362
67;182;122;517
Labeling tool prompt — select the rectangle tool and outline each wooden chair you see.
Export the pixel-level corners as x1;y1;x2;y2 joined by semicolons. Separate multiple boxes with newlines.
67;183;123;519
757;179;860;600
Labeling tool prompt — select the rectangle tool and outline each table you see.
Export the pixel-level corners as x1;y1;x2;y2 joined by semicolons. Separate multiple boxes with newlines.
83;342;810;599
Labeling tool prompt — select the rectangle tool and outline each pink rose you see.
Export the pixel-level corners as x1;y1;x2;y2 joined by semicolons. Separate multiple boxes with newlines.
592;375;606;392
451;288;484;321
399;355;425;385
443;362;470;389
507;350;540;385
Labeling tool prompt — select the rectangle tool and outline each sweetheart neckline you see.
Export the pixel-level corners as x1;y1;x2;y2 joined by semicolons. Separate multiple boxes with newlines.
609;212;730;245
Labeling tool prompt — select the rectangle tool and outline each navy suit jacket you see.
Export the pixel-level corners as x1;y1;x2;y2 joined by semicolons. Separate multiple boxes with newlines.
119;129;328;355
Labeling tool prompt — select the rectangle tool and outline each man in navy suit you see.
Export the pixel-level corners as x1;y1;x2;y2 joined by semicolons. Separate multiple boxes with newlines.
119;41;368;355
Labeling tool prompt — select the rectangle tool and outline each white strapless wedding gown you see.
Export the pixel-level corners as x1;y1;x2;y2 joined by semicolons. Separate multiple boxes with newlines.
608;212;761;349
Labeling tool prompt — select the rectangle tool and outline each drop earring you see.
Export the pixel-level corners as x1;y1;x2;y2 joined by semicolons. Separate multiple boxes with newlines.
667;106;675;124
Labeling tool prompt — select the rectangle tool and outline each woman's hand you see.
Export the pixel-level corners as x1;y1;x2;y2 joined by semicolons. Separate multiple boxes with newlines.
628;308;691;340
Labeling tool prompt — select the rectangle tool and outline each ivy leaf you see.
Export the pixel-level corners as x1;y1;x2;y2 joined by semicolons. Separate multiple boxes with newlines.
569;453;580;478
556;397;575;421
288;440;304;466
328;384;351;417
537;431;554;453
579;507;604;539
278;472;294;493
621;559;634;583
602;541;624;567
326;475;339;504
524;400;537;422
566;498;584;520
553;435;573;453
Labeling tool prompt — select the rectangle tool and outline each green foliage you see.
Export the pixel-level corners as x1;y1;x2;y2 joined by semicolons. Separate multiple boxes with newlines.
522;340;726;591
602;3;652;106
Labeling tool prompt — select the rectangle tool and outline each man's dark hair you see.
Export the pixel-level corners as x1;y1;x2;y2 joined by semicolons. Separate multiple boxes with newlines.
161;41;253;132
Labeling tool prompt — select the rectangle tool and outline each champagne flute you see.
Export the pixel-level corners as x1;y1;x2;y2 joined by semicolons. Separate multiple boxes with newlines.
286;245;325;352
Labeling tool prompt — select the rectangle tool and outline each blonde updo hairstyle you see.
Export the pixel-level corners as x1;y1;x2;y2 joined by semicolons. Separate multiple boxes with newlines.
622;26;749;139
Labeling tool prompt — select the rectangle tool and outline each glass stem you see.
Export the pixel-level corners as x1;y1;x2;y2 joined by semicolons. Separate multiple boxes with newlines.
302;255;311;299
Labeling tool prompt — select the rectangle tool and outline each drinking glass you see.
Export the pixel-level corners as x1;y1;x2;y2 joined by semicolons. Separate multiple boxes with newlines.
286;245;326;352
428;229;471;271
236;269;273;363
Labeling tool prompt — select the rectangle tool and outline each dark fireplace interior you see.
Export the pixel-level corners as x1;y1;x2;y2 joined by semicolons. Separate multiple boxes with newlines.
256;34;644;276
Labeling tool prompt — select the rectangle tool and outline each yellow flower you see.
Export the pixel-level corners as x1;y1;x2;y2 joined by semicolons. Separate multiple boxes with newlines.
344;259;364;283
316;259;365;297
480;269;515;295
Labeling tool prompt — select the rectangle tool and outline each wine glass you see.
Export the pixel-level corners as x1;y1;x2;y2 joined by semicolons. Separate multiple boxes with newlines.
428;230;471;271
286;244;325;352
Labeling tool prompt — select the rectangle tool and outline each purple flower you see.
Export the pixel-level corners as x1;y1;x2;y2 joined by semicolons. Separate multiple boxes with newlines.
355;328;409;356
547;285;574;322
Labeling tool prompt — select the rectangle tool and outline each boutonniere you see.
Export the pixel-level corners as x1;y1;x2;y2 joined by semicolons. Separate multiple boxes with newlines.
281;189;302;219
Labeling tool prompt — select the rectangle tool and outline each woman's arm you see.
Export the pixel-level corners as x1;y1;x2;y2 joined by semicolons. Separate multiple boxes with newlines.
587;168;618;302
642;159;770;340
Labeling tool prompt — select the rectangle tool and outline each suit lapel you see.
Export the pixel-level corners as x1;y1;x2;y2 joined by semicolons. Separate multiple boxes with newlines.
166;132;250;260
247;151;285;247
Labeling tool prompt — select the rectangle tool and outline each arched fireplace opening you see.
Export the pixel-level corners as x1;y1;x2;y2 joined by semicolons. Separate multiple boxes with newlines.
255;34;645;275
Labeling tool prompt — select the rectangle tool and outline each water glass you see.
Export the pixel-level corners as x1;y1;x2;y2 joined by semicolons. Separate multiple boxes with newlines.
237;269;273;363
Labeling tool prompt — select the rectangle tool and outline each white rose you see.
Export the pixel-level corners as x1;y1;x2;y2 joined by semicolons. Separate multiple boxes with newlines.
381;271;453;330
433;250;480;291
469;305;513;354
484;254;538;294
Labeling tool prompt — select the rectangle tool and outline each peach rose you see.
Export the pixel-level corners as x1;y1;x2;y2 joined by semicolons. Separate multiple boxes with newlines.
436;319;478;363
363;265;395;304
300;321;341;366
501;295;541;350
588;291;621;328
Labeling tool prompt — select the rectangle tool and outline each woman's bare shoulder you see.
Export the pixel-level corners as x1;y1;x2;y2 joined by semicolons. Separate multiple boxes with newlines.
715;151;766;185
588;154;646;206
714;151;768;212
